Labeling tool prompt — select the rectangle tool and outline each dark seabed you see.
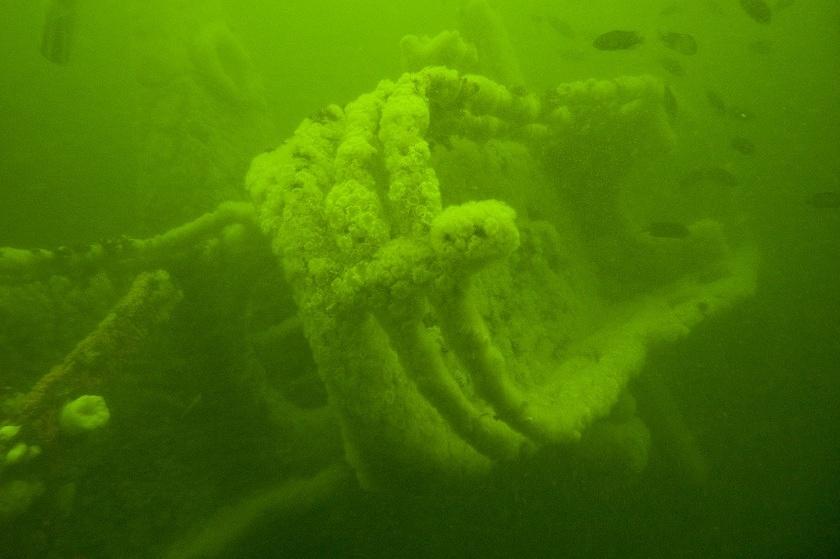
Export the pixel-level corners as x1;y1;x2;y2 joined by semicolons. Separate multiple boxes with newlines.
1;1;838;557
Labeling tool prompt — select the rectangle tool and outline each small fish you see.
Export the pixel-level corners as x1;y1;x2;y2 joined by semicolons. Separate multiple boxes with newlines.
680;166;739;187
509;85;528;96
806;191;840;209
40;0;76;65
179;394;204;419
705;1;725;15
726;105;755;121
730;136;756;155
663;84;678;122
659;31;698;55
659;3;683;16
547;15;576;39
749;39;774;54
558;48;587;62
706;90;728;114
593;30;644;50
644;222;691;239
659;56;685;76
739;0;773;24
705;91;756;121
774;0;795;11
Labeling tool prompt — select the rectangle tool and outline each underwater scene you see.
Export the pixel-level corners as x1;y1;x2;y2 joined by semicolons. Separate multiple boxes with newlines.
1;0;838;557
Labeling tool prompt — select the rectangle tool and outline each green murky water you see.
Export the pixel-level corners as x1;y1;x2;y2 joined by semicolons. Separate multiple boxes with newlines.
1;1;838;557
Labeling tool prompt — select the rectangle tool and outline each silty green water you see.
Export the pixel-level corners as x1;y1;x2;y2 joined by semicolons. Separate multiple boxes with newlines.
0;1;838;557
